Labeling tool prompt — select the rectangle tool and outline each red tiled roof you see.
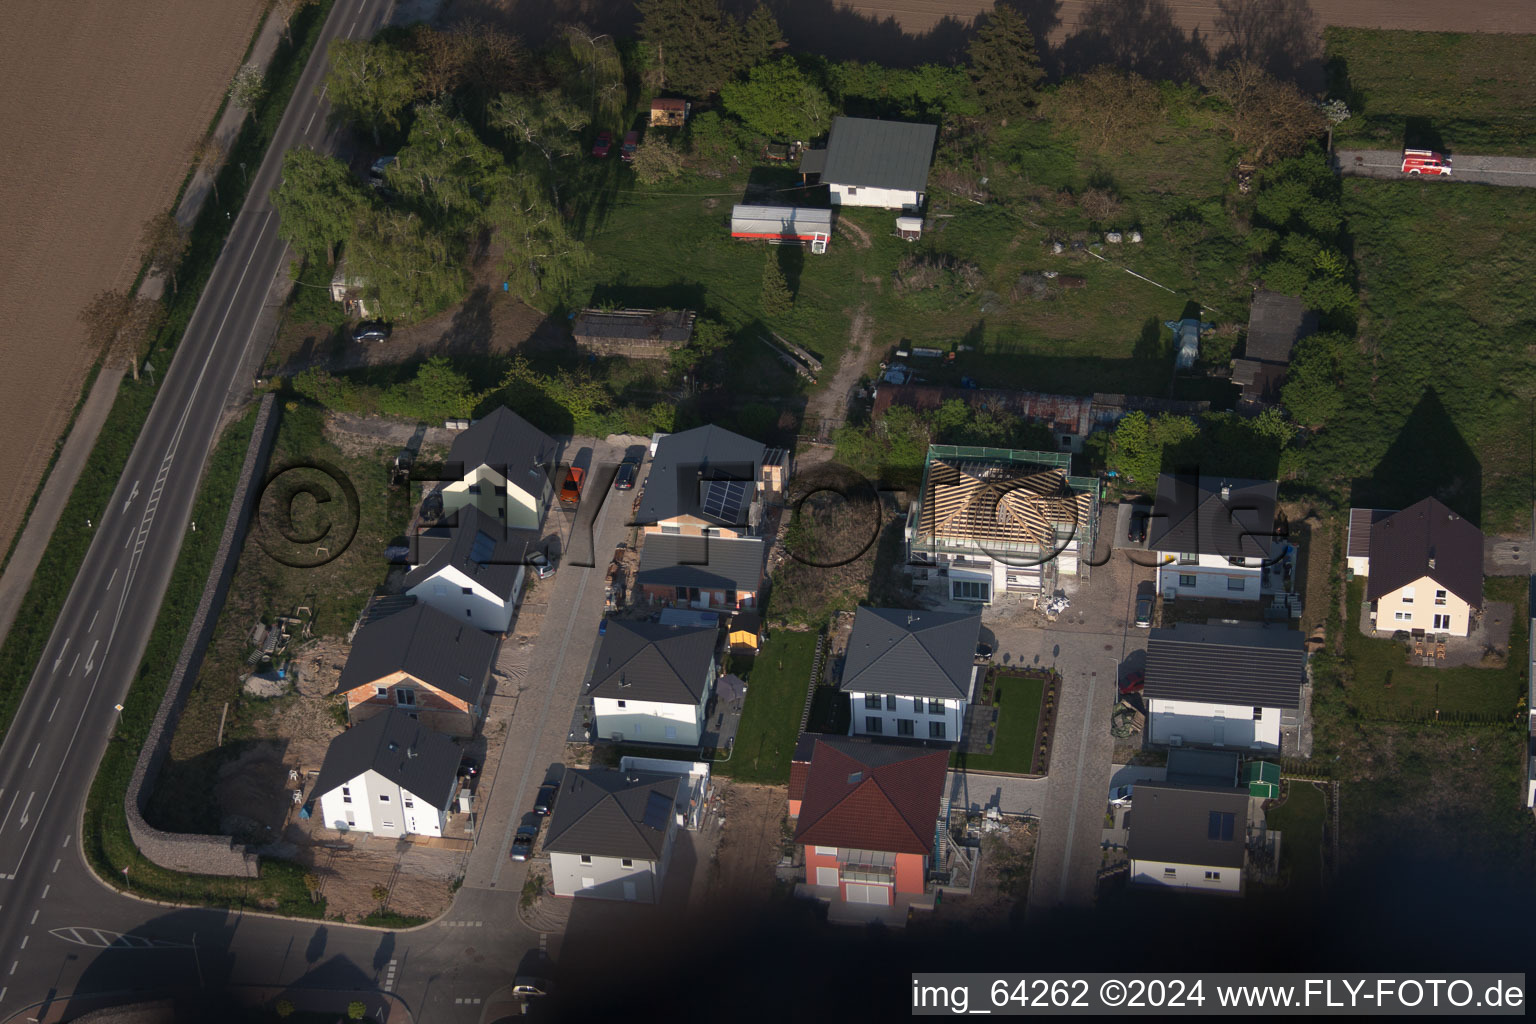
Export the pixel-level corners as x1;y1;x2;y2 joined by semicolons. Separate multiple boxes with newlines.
791;738;948;855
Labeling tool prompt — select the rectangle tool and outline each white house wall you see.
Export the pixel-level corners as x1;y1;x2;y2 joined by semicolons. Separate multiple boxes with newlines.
593;696;705;746
408;563;520;633
1156;552;1264;601
317;769;449;839
828;183;921;210
1130;857;1242;894
1374;575;1472;636
550;851;661;901
442;464;547;530
848;689;966;743
1149;697;1282;751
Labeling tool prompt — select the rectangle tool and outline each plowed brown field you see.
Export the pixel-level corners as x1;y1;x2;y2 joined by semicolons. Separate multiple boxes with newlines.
0;0;265;556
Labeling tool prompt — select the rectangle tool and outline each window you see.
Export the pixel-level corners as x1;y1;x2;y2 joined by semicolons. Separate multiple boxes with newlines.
897;719;914;737
1178;552;1198;565
1178;574;1197;588
929;721;946;739
375;687;388;699
1205;871;1221;881
396;688;416;706
1060;434;1073;449
379;794;390;803
341;786;352;805
660;524;682;535
1394;611;1411;622
621;858;634;869
952;579;989;602
1401;587;1415;604
928;699;945;715
1164;867;1176;877
864;694;882;710
814;846;836;856
617;699;627;708
865;717;883;734
345;813;355;826
433;582;448;596
493;485;506;496
1434;589;1447;606
1207;811;1236;841
1433;614;1451;630
403;796;414;809
1252;707;1263;720
467;484;482;495
580;855;592;864
462;586;473;595
664;724;678;740
885;695;896;711
846;186;859;195
1227;577;1246;591
381;820;394;829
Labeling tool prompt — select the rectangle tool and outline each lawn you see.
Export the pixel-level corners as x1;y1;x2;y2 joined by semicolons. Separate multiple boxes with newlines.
1266;781;1326;895
719;631;820;785
1340;578;1527;721
1289;179;1536;533
952;670;1045;775
1326;28;1536;156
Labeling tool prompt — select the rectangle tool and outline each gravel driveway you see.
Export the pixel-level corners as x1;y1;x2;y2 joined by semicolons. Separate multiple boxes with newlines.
1335;150;1536;187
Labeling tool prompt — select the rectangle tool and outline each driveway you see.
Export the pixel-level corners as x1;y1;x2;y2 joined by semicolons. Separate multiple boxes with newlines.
1335;150;1536;187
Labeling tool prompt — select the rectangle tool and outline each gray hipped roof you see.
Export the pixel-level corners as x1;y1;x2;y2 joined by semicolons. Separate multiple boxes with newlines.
335;602;498;703
636;424;765;526
1143;623;1305;709
311;710;459;810
817;117;937;193
1147;474;1279;559
448;406;557;481
543;768;680;860
1127;783;1249;869
636;534;765;594
404;507;543;600
838;606;981;701
588;620;718;705
1365;497;1484;608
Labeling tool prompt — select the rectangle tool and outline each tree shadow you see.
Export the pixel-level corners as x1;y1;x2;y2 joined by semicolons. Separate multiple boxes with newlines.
586;279;710;313
437;285;494;357
1403;116;1449;155
1053;0;1211;82
1132;316;1167;363
746;0;976;67
776;244;805;303
1349;388;1482;527
1210;0;1324;90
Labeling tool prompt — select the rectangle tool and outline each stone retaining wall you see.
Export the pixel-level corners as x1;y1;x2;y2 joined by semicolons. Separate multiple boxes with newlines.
124;393;281;877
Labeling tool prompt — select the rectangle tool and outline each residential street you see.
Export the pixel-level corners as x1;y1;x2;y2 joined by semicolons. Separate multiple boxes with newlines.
1335;149;1536;187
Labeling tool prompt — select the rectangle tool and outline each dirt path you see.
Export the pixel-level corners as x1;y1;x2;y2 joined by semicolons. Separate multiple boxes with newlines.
802;306;875;439
0;0;266;557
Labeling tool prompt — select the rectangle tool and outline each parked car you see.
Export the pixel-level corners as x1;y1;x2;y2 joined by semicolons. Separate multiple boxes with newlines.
1134;595;1154;628
1126;510;1148;544
534;783;558;815
613;454;641;490
559;465;585;506
457;756;478;779
351;320;392;343
974;642;994;663
620;130;639;162
528;550;555;580
591;130;612;158
513;976;554;999
510;822;539;861
1110;784;1135;805
1401;148;1451;175
368;155;396;184
1118;670;1145;695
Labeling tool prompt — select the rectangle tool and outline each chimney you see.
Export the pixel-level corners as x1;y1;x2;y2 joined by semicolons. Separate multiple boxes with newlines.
1219;481;1231;501
1428;557;1436;570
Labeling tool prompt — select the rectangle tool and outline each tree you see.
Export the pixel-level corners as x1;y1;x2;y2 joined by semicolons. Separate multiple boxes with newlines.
563;27;626;123
484;173;590;302
326;38;424;145
389;104;506;231
668;318;731;381
194;134;228;204
271;146;372;264
139;211;189;293
345;206;466;323
720;58;832;141
1203;59;1327;165
229;63;266;116
347;1001;367;1021
370;884;389;907
741;4;783;67
274;998;295;1019
1049;68;1164;151
79;290;164;381
487;92;589;207
302;872;321;903
631;137;685;185
409;24;470;100
761;254;792;315
965;4;1044;121
637;0;746;97
271;0;318;43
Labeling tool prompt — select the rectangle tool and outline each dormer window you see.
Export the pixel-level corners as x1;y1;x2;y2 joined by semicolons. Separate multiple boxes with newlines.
1178;552;1198;565
1434;589;1447;606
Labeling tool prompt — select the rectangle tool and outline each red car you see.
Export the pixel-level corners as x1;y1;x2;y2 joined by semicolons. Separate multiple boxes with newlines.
591;131;612;158
620;130;639;162
1118;671;1144;696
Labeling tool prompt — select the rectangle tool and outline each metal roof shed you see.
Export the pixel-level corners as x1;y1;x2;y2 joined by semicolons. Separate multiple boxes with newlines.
730;205;832;251
1244;761;1281;799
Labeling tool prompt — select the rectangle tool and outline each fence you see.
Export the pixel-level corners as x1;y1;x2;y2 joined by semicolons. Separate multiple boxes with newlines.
798;630;827;732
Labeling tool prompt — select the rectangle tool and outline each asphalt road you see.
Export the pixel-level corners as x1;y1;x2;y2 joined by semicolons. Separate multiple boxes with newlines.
0;1;554;1020
1335;149;1536;187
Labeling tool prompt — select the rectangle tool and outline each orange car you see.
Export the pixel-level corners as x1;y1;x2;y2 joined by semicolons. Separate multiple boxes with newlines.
559;465;585;506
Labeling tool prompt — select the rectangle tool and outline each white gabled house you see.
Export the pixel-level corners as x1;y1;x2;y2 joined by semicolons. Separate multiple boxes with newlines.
404;507;546;634
312;710;460;838
1127;783;1250;896
838;606;981;744
1356;497;1484;638
586;619;720;747
798;116;937;212
1143;623;1306;753
543;768;684;902
1147;474;1288;603
440;407;559;531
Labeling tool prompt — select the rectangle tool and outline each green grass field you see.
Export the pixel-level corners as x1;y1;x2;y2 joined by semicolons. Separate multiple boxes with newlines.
952;671;1044;775
719;631;820;785
1327;29;1536;156
1266;781;1326;894
1290;179;1536;533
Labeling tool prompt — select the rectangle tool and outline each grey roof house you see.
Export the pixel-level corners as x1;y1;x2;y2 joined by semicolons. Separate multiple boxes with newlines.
586;620;721;746
635;534;766;609
571;308;696;359
1147;474;1280;561
839;606;982;743
543;768;684;902
441;406;559;532
1127;782;1250;895
800;116;937;211
313;710;461;838
1143;623;1306;753
1232;290;1315;412
636;424;769;532
404;506;545;633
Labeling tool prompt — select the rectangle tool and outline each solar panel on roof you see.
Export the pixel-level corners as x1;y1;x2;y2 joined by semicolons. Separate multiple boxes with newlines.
641;790;673;830
701;479;749;523
469;531;497;564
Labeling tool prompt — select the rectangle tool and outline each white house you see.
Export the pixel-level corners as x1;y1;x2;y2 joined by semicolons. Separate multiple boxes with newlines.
839;606;981;743
1358;497;1484;638
1147;474;1286;603
587;619;719;746
312;710;460;838
404;507;546;633
1128;783;1249;896
440;406;559;530
799;116;937;211
1143;623;1306;753
905;445;1098;604
543;768;684;902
